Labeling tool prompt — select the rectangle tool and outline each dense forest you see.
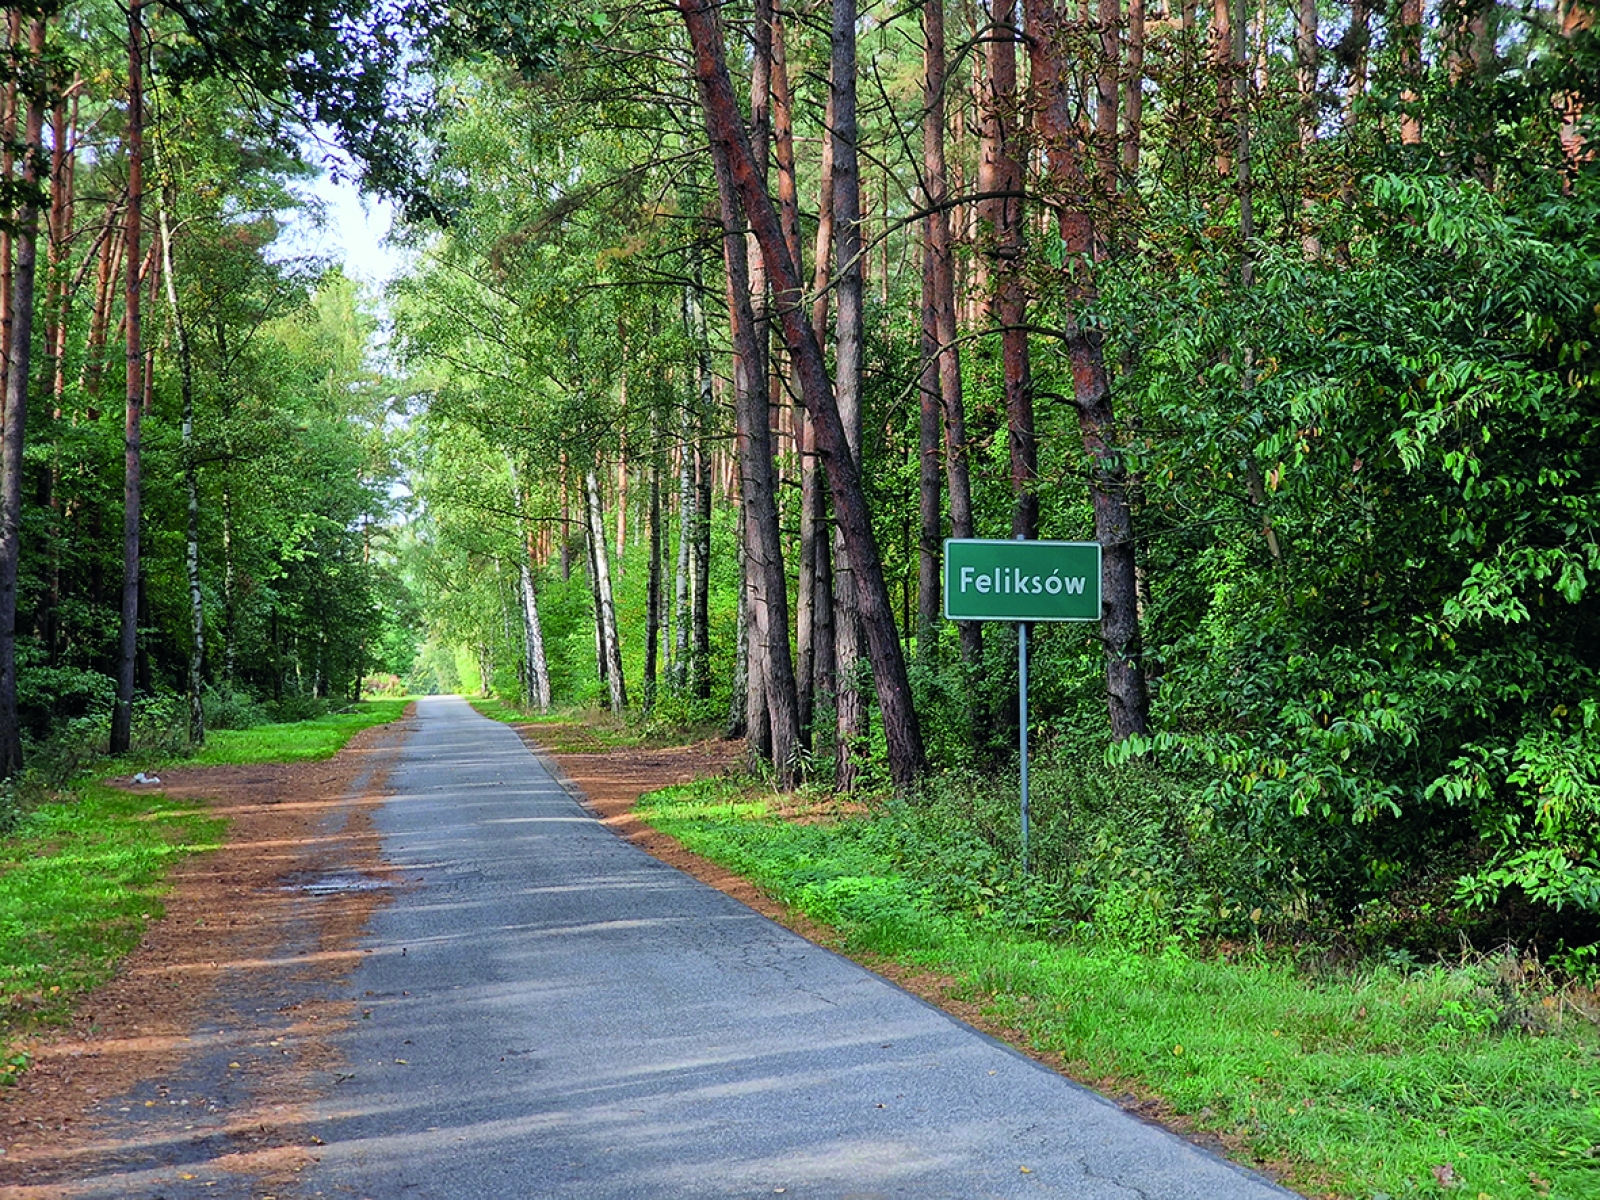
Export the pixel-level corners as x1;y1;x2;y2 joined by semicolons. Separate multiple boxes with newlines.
0;0;1594;950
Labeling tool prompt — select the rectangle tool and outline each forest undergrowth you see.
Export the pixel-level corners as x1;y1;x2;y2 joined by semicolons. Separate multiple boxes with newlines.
637;752;1600;1200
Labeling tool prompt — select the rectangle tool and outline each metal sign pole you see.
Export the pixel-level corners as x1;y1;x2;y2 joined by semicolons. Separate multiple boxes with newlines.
1019;620;1029;877
943;536;1102;878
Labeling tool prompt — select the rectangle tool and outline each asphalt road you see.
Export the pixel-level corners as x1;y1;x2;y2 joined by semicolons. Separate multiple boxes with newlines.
305;694;1296;1200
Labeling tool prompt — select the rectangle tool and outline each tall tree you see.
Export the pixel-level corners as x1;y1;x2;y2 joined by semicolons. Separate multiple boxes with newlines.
0;12;48;777
679;0;927;788
923;0;982;682
830;0;870;789
110;0;145;755
1025;0;1150;739
980;0;1036;539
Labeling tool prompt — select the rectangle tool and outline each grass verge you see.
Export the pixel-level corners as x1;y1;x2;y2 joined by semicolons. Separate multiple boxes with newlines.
178;697;411;766
0;784;223;1071
465;696;717;753
638;777;1600;1200
0;697;408;1081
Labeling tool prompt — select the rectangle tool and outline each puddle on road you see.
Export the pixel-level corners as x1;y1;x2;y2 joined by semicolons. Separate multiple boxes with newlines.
277;872;394;897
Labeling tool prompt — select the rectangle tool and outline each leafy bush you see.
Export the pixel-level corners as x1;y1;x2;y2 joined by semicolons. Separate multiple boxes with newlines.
1102;174;1600;924
263;695;329;724
202;688;268;732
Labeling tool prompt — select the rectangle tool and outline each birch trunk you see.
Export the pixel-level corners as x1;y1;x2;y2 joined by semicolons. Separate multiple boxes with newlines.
156;150;205;745
585;468;627;713
645;422;663;713
519;558;551;712
110;0;144;755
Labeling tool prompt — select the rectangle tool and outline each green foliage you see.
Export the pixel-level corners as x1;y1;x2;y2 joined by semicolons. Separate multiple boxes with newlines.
1093;167;1600;920
181;698;408;766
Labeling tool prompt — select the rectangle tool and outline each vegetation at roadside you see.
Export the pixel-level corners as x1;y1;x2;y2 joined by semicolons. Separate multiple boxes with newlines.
183;698;410;766
638;771;1600;1200
0;697;406;1083
0;784;223;1074
467;696;726;754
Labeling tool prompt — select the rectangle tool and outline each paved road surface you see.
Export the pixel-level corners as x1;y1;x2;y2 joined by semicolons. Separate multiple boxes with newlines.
300;695;1294;1200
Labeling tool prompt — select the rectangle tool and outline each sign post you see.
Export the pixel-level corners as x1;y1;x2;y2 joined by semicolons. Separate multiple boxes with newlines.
943;539;1102;873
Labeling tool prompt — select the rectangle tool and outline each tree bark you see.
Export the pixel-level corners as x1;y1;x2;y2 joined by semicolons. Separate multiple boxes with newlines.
727;546;750;738
1123;0;1145;179
0;16;46;778
685;247;715;701
773;0;819;738
645;418;663;714
1297;0;1320;256
1096;0;1121;196
1344;0;1369;123
924;0;983;681
803;47;839;741
829;0;871;790
710;54;801;784
680;0;927;788
980;0;1036;540
1211;0;1234;176
110;0;144;756
673;296;696;692
156;143;205;746
509;464;551;712
1025;0;1150;741
916;252;942;655
585;467;627;713
1398;0;1422;145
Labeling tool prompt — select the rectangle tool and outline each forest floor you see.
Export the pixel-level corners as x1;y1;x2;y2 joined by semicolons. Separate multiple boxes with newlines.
0;711;1254;1198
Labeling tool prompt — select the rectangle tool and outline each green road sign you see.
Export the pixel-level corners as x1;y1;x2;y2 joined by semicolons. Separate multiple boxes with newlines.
943;539;1102;622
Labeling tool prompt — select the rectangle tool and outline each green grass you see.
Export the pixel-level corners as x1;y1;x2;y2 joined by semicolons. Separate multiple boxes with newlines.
177;698;410;766
0;697;409;1083
638;778;1600;1200
465;696;695;752
0;783;223;1063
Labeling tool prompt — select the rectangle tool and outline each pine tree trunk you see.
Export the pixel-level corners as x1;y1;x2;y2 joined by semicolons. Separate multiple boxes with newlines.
680;0;927;788
916;254;942;655
0;16;46;778
1123;0;1145;179
773;0;817;738
1398;0;1422;145
710;62;801;784
830;0;870;791
1211;0;1234;176
1097;0;1121;196
981;0;1036;540
924;0;983;682
672;342;694;692
1026;0;1150;741
110;0;144;756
